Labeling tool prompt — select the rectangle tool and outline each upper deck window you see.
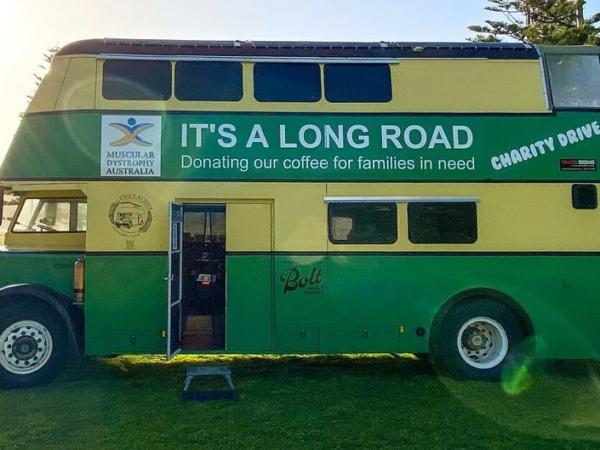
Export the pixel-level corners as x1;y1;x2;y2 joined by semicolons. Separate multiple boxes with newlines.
547;54;600;108
175;62;243;101
324;64;392;103
103;60;172;101
254;63;321;102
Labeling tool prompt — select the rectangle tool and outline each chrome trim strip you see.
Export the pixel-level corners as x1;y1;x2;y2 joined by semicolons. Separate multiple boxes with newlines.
98;54;400;64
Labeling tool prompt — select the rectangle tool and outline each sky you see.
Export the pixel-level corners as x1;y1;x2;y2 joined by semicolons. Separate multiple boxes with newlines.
1;0;600;163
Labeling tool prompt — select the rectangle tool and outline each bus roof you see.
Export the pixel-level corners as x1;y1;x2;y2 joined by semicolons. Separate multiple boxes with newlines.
56;38;539;60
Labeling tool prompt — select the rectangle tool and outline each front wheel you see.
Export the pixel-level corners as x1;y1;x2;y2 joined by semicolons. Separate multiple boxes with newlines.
431;299;526;381
0;303;67;389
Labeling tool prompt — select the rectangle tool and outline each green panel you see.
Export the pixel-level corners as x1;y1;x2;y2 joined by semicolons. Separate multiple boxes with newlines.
281;327;321;353
331;327;399;353
226;255;272;352
4;251;600;360
84;254;167;355
0;252;83;296
1;114;100;179
104;331;164;353
4;111;600;181
327;254;600;359
275;256;328;352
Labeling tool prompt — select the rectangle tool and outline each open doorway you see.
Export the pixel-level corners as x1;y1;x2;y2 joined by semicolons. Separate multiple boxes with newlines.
180;205;226;351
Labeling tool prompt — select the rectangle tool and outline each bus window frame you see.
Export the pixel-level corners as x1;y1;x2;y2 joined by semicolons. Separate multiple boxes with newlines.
324;63;393;103
11;198;88;234
101;59;173;101
545;53;600;110
407;201;478;245
328;202;398;245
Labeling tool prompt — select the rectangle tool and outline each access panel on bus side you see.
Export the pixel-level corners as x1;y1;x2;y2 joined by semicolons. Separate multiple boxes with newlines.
225;202;273;352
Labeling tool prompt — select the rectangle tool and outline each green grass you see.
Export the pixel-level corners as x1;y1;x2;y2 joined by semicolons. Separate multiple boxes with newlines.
1;354;600;450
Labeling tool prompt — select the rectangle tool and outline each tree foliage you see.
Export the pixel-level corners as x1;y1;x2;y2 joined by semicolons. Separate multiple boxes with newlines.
469;0;600;44
31;45;60;92
20;45;60;119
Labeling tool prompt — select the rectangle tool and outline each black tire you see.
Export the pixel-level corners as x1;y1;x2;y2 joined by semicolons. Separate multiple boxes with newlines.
0;303;68;389
430;299;525;381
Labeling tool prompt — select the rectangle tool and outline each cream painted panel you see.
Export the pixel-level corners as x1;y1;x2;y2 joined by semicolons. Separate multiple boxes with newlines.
26;59;70;114
55;57;97;111
95;59;548;114
327;183;600;252
392;60;547;113
227;203;272;251
85;182;327;252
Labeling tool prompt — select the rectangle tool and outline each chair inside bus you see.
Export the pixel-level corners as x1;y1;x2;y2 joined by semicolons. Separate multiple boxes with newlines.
181;206;226;350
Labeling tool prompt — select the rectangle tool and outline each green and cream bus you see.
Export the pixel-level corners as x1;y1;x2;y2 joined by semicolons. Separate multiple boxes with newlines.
1;38;600;388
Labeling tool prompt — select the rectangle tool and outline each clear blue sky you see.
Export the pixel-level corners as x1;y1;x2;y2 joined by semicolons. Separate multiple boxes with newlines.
1;0;599;162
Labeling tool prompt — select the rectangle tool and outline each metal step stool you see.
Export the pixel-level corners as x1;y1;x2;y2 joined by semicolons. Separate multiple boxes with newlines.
182;366;238;402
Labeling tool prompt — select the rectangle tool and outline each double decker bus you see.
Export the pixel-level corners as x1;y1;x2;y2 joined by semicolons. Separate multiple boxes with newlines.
1;39;600;388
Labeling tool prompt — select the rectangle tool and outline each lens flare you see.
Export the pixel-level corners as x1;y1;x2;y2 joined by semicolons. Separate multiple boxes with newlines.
501;338;538;395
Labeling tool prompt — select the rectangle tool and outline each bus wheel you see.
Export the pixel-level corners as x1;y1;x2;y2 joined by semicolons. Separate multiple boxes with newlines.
431;299;525;381
0;303;67;389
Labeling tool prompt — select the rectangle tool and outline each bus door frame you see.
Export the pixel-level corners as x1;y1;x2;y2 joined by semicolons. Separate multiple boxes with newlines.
167;202;183;359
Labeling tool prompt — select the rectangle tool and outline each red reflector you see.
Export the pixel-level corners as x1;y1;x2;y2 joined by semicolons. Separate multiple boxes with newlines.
202;281;211;286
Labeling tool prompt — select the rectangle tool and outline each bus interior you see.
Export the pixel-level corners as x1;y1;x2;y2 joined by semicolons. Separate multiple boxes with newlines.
181;205;226;351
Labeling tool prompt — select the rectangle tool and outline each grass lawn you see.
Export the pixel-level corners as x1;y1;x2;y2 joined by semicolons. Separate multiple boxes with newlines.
1;354;600;450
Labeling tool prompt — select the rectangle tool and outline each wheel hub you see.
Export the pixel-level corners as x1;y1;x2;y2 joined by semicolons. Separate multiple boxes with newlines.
14;336;39;360
456;317;509;370
462;328;488;350
0;321;53;374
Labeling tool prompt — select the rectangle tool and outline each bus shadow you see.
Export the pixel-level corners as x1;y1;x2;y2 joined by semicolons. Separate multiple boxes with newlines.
55;354;600;389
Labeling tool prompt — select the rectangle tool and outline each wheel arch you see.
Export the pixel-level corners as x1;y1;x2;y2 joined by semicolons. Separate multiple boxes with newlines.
429;287;535;352
0;284;83;362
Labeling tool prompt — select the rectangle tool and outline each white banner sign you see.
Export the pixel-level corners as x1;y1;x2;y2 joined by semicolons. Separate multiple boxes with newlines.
101;115;162;177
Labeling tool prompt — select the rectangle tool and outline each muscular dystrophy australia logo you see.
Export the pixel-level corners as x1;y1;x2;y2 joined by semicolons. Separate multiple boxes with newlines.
109;194;153;238
101;115;162;177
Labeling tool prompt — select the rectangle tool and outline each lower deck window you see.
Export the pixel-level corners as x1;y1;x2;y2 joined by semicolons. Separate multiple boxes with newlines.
12;198;87;233
329;203;397;244
408;202;477;244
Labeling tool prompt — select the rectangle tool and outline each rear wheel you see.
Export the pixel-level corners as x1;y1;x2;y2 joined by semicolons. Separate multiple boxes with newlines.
431;299;526;381
0;303;67;389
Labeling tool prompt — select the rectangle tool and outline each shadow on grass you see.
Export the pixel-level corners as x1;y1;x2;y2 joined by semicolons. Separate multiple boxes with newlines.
60;353;435;387
57;353;600;389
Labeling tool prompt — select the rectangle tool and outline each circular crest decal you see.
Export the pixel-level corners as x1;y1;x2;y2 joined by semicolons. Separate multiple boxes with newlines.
109;194;153;238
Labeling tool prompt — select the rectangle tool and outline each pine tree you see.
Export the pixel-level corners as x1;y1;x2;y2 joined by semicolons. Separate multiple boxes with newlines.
468;0;600;44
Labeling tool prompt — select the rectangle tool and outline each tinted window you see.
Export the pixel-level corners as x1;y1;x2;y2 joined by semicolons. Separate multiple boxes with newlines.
572;184;598;209
175;62;242;101
183;211;226;243
103;60;172;100
325;64;392;103
254;63;321;102
329;203;397;244
408;202;477;244
547;55;600;108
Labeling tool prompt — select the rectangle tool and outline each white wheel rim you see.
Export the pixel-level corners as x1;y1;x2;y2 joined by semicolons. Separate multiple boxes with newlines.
457;317;508;370
0;320;53;375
